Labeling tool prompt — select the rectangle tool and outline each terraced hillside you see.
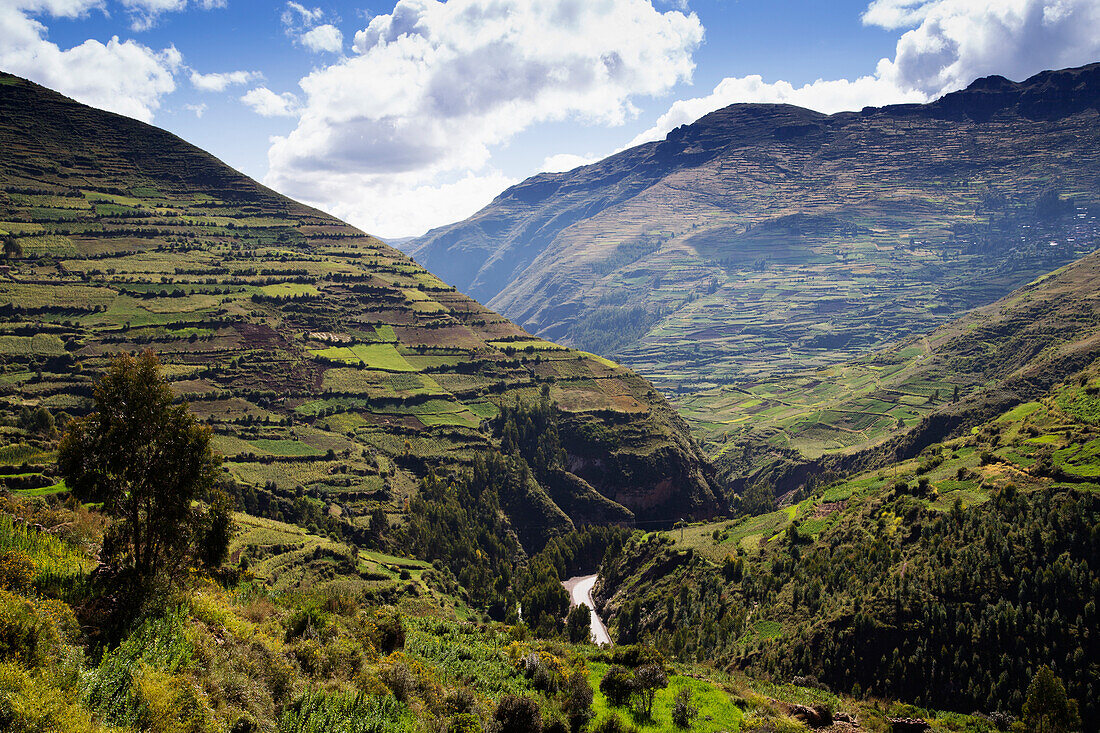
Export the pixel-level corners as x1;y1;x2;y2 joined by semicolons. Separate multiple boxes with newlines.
407;63;1100;449
707;247;1100;494
0;71;720;539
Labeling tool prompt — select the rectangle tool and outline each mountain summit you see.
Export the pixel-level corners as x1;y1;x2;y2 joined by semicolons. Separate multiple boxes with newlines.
406;63;1100;453
0;71;721;537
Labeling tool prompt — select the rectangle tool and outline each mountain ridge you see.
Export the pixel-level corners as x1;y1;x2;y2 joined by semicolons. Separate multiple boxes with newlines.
0;70;721;541
406;62;1100;462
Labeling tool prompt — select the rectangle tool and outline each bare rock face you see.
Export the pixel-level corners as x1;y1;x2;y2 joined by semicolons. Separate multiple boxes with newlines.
786;702;834;728
886;718;931;733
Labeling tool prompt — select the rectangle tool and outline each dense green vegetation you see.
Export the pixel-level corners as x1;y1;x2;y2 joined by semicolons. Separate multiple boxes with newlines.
706;244;1100;497
597;365;1100;730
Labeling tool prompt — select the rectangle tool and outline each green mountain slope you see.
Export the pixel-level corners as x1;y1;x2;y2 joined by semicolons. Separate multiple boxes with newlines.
713;246;1100;496
0;71;720;537
582;235;1100;726
407;63;1100;445
593;357;1100;726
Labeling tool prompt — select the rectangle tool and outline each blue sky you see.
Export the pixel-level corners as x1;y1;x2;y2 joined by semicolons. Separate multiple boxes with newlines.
3;0;1099;238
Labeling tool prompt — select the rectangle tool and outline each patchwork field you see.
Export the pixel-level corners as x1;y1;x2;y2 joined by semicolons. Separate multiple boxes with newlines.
408;65;1100;465
0;71;718;538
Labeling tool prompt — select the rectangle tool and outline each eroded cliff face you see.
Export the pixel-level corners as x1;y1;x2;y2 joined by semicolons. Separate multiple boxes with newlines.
558;403;723;525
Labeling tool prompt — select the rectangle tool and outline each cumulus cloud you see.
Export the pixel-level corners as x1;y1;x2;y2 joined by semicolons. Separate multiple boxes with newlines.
541;153;601;173
0;0;182;122
321;170;518;242
240;86;300;117
264;0;703;238
190;69;261;92
625;65;925;147
281;2;342;53
183;102;207;117
869;0;1100;96
300;24;343;54
631;0;1100;145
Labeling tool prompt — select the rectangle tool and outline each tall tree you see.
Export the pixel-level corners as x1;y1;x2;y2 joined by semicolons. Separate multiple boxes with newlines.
566;603;592;644
1022;666;1081;733
58;351;227;578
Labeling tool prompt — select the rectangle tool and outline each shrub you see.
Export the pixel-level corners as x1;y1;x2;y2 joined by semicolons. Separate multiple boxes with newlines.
0;590;56;668
632;664;668;719
599;644;665;669
382;663;417;703
131;663;217;733
449;712;482;733
599;665;635;708
285;607;329;642
562;668;594;732
591;713;639;733
370;609;405;654
494;694;542;733
671;687;698;728
0;661;102;733
0;552;35;593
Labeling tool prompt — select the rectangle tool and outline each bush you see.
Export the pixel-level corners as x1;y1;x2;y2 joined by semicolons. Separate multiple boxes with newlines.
494;694;542;733
562;668;593;732
449;712;482;733
0;590;56;668
370;609;405;654
0;661;101;733
599;644;665;669
592;713;639;733
0;552;35;593
632;664;668;719
284;607;329;642
671;687;698;728
382;663;417;703
599;665;635;708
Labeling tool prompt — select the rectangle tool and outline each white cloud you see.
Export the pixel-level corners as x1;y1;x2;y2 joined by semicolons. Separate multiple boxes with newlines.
632;0;1100;146
281;1;324;28
316;170;518;241
300;24;343;54
0;1;182;122
541;153;601;173
871;0;1100;97
121;0;225;31
190;69;261;92
264;0;703;237
183;102;206;117
240;86;300;117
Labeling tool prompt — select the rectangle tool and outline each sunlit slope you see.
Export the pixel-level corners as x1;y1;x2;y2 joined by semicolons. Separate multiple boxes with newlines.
706;247;1100;493
408;63;1100;443
0;71;720;533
